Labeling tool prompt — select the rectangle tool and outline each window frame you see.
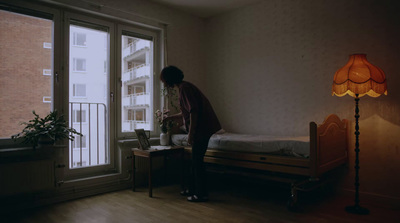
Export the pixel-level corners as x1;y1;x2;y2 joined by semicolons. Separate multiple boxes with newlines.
117;24;163;139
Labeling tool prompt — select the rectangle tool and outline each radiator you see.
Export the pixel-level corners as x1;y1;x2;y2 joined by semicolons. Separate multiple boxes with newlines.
0;159;55;196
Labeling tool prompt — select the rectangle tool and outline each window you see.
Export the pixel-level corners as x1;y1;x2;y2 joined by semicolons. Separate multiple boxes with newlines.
73;135;87;149
43;69;52;76
1;2;162;180
73;32;86;46
72;109;87;123
120;28;157;135
73;58;86;72
43;96;51;103
128;109;145;121
0;8;54;139
43;42;52;49
73;84;86;97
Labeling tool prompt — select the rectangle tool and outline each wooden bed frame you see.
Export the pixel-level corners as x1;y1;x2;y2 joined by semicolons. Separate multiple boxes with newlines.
171;114;348;209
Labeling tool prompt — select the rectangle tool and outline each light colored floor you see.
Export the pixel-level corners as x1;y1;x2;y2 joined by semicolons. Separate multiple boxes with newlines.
3;174;400;223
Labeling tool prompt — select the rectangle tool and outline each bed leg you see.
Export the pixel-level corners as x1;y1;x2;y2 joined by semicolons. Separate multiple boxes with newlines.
287;183;298;211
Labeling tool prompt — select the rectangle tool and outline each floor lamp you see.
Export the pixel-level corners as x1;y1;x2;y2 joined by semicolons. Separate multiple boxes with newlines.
332;54;387;215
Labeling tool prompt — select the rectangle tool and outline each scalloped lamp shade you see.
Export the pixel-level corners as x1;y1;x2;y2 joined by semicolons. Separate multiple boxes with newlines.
332;54;387;97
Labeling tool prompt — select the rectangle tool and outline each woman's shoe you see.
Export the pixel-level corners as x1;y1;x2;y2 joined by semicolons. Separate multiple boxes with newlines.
187;195;208;202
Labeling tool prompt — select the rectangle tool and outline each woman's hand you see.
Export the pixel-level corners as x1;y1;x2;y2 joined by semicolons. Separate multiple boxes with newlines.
162;116;171;123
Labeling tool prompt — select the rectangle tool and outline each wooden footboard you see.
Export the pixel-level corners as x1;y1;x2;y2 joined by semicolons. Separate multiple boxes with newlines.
310;114;348;177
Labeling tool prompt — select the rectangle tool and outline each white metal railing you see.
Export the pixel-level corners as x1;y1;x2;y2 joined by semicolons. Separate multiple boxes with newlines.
122;120;150;132
122;64;150;83
122;93;150;107
122;39;150;58
69;102;108;168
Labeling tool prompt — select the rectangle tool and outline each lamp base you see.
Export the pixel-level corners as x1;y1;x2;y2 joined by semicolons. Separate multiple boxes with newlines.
345;205;370;215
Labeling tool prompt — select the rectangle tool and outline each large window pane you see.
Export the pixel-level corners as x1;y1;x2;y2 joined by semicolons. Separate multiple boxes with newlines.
121;34;153;132
69;24;109;168
0;10;53;138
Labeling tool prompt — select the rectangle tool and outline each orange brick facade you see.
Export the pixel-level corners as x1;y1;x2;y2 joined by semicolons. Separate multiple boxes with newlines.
0;10;52;138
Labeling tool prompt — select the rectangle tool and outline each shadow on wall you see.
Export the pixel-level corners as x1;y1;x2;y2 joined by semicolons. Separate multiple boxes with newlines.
359;97;400;126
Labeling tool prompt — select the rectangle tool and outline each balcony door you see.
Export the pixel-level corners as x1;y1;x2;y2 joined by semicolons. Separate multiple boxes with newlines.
64;13;115;179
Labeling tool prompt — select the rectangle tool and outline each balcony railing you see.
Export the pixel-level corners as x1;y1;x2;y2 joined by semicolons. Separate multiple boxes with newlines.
122;64;150;83
69;102;108;168
122;92;150;107
122;120;150;132
122;39;150;58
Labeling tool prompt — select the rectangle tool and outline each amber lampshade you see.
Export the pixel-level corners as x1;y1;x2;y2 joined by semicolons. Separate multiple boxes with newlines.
332;54;387;97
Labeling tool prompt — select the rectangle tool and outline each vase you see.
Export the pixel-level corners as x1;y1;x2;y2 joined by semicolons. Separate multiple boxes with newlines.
160;132;169;146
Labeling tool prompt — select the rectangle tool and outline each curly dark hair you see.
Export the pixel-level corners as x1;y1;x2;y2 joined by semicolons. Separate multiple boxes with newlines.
160;66;184;87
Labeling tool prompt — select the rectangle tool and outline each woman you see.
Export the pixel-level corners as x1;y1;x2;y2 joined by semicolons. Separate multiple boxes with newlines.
160;66;221;202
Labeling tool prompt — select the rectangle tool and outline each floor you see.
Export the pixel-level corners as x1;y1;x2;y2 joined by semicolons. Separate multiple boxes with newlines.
2;173;399;223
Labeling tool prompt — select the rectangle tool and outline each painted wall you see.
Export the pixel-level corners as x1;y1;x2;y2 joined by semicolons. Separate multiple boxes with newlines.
204;0;400;204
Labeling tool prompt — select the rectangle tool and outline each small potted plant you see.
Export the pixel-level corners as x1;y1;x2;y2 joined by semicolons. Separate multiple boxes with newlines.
12;110;82;149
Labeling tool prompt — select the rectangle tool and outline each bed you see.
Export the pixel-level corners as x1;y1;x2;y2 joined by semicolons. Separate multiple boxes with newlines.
170;114;349;209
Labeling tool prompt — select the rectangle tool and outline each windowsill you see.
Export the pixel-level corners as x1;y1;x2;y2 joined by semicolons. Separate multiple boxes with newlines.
117;137;160;148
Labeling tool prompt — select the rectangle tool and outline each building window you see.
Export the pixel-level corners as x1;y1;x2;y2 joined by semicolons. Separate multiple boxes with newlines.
72;32;86;46
43;42;52;49
73;84;86;97
128;109;145;121
43;96;51;103
72;109;87;123
43;69;52;76
73;135;87;149
73;58;86;72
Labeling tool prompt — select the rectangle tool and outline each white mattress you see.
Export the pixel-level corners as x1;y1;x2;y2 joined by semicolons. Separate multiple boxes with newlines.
171;133;310;158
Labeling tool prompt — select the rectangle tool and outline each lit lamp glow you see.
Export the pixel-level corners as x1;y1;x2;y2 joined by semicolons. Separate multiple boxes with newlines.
332;54;387;215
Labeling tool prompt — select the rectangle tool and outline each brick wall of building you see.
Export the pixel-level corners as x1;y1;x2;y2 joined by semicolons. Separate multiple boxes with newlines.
0;10;52;138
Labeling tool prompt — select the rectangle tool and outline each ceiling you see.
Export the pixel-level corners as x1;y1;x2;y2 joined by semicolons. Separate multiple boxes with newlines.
149;0;262;18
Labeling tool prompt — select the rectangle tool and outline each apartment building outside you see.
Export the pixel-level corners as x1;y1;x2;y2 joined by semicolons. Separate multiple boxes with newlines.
121;35;153;132
0;10;52;139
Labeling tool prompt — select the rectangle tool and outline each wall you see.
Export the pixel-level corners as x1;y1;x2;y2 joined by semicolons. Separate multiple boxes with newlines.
204;0;400;205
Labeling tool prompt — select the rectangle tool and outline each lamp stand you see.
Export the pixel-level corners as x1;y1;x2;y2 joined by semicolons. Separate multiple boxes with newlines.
345;94;369;215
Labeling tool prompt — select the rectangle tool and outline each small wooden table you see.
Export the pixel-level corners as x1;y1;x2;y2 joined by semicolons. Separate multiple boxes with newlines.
131;146;184;197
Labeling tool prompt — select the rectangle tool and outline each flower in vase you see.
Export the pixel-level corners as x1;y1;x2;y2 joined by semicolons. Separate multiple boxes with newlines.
155;108;175;133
